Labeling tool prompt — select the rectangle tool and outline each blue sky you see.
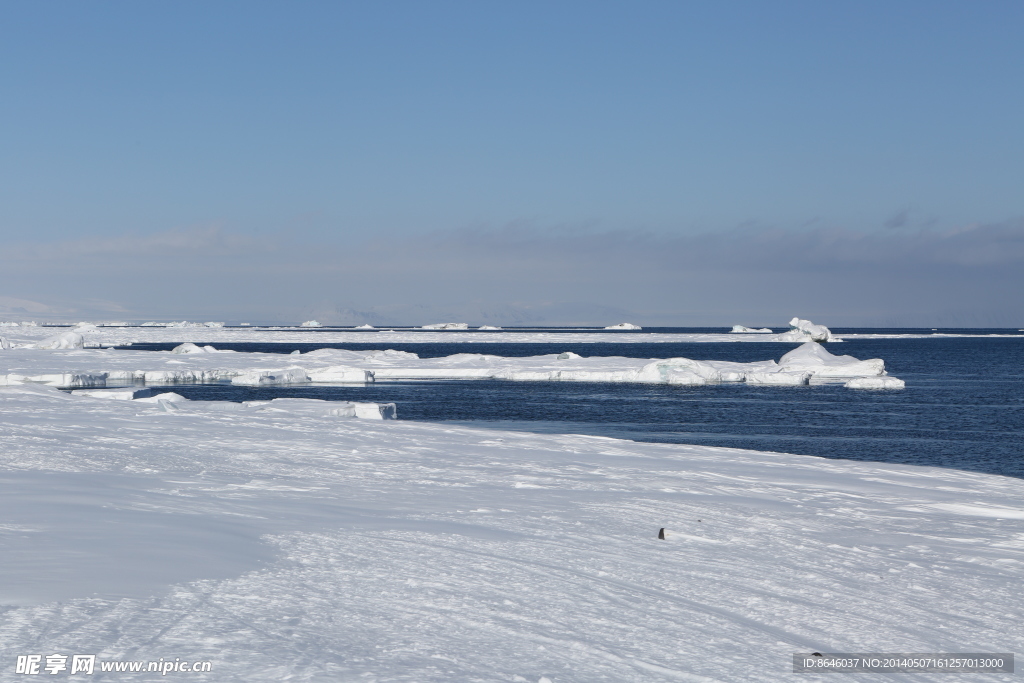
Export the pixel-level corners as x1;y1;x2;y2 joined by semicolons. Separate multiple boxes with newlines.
1;1;1022;324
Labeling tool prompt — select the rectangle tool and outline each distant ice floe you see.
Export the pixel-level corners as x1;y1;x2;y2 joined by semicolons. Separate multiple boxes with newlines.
0;340;901;389
420;323;469;330
138;321;223;328
774;317;835;343
731;325;772;333
478;325;502;330
354;324;375;329
300;320;323;327
604;323;642;330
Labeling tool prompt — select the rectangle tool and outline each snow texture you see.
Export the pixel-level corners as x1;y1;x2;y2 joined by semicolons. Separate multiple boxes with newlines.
0;384;1020;681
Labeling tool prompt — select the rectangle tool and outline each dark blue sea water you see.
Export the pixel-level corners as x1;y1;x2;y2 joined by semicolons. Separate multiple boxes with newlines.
114;334;1024;479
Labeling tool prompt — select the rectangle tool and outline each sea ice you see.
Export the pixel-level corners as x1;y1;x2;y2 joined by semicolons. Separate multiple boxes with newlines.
420;322;470;330
0;384;1019;682
845;376;907;389
33;331;84;350
300;320;322;327
230;366;311;386
730;325;772;333
0;342;896;389
604;322;642;330
774;317;835;342
777;342;886;377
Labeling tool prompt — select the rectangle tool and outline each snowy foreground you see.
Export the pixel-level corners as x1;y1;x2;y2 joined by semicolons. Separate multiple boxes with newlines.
1;384;1021;681
0;341;901;390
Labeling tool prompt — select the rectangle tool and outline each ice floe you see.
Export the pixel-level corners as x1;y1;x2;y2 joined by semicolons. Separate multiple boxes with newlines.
775;317;836;342
730;324;773;333
604;322;642;330
300;320;322;327
420;322;470;330
0;341;897;389
845;376;907;390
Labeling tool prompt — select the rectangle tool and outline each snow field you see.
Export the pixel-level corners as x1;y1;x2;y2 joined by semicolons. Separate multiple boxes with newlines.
0;384;1021;681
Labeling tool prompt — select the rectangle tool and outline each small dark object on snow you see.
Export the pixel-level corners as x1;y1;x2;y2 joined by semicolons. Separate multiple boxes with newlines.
658;528;666;540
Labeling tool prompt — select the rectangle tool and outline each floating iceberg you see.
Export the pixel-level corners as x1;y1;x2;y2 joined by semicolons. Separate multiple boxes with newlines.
778;342;885;377
354;324;375;329
0;335;897;389
774;317;836;343
300;320;323;327
478;325;502;330
420;322;469;330
731;325;772;333
845;376;906;390
604;323;642;330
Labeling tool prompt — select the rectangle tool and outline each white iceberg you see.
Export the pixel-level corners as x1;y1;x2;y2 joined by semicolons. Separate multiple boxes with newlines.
34;331;85;350
420;322;469;330
354;324;375;329
778;342;885;377
775;317;835;343
604;323;642;330
478;325;502;330
845;376;906;390
730;325;772;333
300;320;323;327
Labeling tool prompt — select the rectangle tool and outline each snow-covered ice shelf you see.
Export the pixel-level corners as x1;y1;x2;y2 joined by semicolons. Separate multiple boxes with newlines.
0;342;902;389
0;383;1020;681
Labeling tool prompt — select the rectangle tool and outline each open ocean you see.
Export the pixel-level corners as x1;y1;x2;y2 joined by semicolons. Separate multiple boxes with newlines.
118;330;1024;479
